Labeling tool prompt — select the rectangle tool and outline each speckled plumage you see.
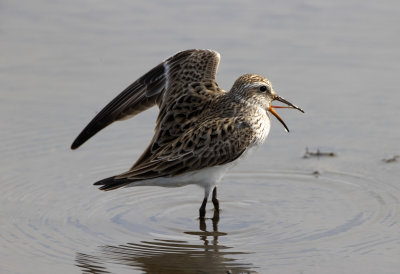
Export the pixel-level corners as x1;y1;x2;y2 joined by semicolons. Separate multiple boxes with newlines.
71;49;304;218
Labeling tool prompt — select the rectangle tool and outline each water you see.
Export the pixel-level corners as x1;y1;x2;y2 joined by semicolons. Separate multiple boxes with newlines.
1;0;400;273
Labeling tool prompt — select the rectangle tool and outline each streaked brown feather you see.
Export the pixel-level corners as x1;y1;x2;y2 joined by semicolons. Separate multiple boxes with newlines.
117;116;254;181
71;49;220;149
73;50;288;193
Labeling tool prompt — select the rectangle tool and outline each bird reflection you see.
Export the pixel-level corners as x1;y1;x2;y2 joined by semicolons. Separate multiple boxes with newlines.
76;212;255;273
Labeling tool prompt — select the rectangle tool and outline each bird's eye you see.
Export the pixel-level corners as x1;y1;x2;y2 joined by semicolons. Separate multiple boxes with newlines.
259;85;268;92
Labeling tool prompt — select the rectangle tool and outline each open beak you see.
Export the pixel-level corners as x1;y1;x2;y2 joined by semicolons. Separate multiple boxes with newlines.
268;95;304;132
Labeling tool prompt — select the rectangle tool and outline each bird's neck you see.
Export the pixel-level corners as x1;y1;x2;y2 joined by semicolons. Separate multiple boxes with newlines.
220;93;271;144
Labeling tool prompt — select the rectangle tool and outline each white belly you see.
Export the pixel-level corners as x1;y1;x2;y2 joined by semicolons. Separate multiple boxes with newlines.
125;113;271;190
125;141;265;190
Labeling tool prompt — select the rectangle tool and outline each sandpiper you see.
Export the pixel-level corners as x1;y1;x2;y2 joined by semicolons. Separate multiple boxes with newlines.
71;49;304;219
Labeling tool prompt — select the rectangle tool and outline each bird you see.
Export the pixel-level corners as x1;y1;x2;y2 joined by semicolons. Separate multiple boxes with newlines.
71;49;304;219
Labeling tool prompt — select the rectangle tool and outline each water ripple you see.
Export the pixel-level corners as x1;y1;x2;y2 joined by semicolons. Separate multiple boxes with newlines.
73;169;400;272
3;166;400;272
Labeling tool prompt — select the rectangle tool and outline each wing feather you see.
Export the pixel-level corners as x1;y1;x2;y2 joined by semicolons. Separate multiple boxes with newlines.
71;49;221;149
93;118;255;190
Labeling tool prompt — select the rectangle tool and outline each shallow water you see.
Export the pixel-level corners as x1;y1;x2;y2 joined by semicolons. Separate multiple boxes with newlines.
1;0;400;273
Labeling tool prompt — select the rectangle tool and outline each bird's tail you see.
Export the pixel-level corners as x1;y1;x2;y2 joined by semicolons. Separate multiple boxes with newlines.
93;176;133;191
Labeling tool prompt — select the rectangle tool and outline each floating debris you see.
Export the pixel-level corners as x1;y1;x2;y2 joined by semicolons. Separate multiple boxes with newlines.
312;170;320;177
382;155;399;163
303;147;337;158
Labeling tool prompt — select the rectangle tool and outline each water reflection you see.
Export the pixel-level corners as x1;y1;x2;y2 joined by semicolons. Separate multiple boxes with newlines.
76;214;256;273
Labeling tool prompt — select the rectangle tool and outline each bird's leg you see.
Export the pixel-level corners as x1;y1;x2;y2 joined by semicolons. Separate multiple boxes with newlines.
199;187;210;219
212;186;219;212
211;186;220;221
199;198;207;219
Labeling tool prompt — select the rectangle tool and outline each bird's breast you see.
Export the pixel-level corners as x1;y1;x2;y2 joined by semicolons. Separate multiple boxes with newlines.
248;107;271;145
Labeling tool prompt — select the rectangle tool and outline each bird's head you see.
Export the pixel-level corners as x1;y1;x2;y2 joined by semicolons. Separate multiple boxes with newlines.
230;74;304;132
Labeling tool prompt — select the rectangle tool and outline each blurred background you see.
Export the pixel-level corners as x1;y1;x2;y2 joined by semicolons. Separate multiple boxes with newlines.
1;0;399;273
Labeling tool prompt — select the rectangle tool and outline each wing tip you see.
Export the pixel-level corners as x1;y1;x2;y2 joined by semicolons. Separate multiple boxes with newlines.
70;135;85;150
70;128;97;150
70;141;80;150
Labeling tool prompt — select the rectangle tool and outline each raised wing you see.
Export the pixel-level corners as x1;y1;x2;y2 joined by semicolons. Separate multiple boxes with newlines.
71;49;221;149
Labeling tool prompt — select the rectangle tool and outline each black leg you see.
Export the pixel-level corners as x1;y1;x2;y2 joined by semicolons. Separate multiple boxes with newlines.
199;197;207;219
212;186;219;212
212;207;220;222
199;216;206;231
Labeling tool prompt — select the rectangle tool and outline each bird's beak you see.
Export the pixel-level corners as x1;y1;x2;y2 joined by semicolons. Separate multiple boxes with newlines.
268;95;304;132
